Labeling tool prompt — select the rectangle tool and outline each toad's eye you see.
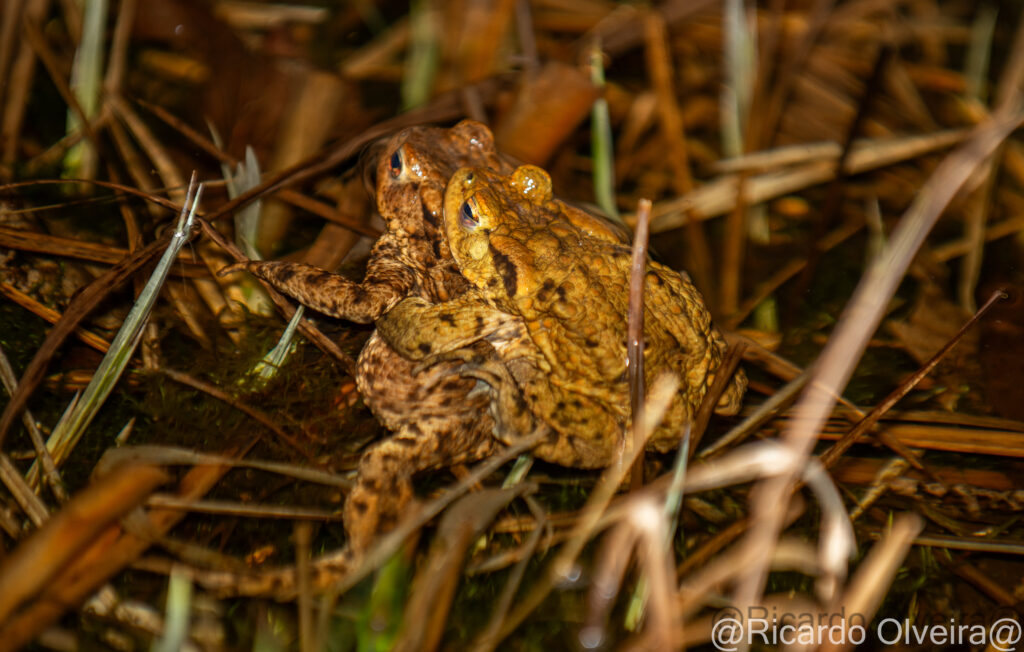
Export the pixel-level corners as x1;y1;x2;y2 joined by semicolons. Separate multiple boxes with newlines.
459;201;478;228
389;151;402;178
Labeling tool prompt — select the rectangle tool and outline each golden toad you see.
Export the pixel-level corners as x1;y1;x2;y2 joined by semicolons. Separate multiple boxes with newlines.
378;165;746;467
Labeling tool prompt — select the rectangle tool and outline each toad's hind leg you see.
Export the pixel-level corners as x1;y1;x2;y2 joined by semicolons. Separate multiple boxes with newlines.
346;333;500;551
467;354;621;469
343;423;501;551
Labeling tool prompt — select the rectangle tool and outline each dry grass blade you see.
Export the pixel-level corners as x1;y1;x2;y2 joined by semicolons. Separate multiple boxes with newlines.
627;198;651;490
0;344;64;503
959;7;1024;312
199;92;492;226
932;213;1024;262
394;486;528;652
103;0;135;94
136;96;381;237
0;463;168;630
0;453;49;528
470;495;547;651
0;448;247;650
0;228;175;447
0;0;50;169
813;419;1024;458
0;225;204;273
938;555;1017;607
819;289;1007;469
642;13;695;194
699;369;808;460
733;105;1024;610
292;522;312;652
958;157;997;313
0;177;184;212
648;129;968;232
196;428;548;599
107;94;186;203
815;513;924;652
866;532;1024;556
96;444;352;488
643;8;714;294
158;368;318;463
0;281;110;353
0;4;20;109
273;189;380;238
713;141;844;173
39;178;200;474
143;495;343;521
487;375;679;647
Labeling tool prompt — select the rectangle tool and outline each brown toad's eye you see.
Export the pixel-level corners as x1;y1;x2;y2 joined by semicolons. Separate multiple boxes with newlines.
389;150;402;178
459;200;477;228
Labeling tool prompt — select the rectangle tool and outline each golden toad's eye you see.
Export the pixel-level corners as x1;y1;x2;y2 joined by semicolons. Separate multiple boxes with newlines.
459;200;478;228
389;150;402;178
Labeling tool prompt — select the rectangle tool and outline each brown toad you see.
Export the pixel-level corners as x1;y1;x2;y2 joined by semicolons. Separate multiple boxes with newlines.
227;121;520;549
378;165;746;467
234;120;507;321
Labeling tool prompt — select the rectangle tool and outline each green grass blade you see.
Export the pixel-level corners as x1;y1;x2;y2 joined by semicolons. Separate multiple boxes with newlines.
721;0;755;158
152;567;193;652
249;305;304;385
41;182;201;468
213;141;298;388
63;0;108;178
401;0;439;110
589;42;620;220
966;5;998;102
231;146;263;261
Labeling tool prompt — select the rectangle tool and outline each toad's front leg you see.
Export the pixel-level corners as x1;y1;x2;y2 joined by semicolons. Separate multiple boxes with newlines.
219;236;416;323
377;294;518;361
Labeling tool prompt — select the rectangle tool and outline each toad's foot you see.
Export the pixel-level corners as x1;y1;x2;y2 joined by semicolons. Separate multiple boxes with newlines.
197;548;358;599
